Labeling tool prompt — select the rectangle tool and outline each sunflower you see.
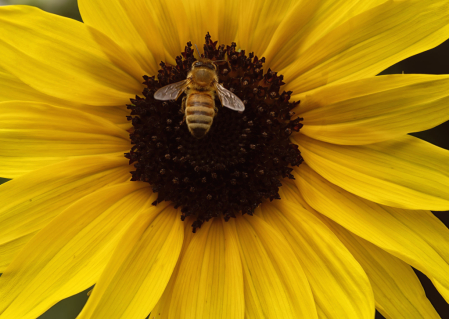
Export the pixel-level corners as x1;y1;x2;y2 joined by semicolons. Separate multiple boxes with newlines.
0;0;449;318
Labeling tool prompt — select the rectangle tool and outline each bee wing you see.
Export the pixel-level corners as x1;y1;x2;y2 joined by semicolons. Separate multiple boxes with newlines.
214;82;245;112
154;79;191;101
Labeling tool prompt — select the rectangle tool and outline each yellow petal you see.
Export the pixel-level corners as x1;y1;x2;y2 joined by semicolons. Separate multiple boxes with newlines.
150;218;196;319
0;6;144;106
235;216;317;319
284;0;449;94
295;73;449;114
263;201;374;319
237;0;295;55
0;233;34;273
168;218;244;319
81;0;191;65
0;101;130;178
0;70;63;104
298;74;449;145
146;0;190;63
0;156;130;272
322;217;440;319
76;205;183;319
278;181;438;317
294;164;449;302
292;134;449;210
0;70;130;125
181;0;238;48
278;178;305;203
264;0;387;71
79;0;163;74
0;182;154;319
279;179;435;316
0;157;66;181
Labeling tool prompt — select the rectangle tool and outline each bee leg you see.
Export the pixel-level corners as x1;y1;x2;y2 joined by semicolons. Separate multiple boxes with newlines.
214;106;219;115
181;97;187;124
181;96;186;112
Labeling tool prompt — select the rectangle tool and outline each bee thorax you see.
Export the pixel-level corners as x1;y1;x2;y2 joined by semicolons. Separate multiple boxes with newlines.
192;68;215;85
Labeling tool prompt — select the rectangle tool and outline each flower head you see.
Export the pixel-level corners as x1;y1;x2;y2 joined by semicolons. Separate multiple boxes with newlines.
0;0;449;318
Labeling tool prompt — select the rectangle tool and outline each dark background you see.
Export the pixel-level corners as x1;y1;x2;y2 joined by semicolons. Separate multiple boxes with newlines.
0;1;448;318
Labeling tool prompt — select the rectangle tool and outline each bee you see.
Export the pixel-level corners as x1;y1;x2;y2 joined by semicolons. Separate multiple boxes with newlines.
154;54;245;139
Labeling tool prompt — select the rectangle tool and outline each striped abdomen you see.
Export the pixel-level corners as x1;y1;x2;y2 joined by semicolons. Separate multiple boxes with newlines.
185;92;215;139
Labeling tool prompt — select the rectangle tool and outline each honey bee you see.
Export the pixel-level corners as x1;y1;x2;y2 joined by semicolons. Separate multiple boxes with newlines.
154;56;245;139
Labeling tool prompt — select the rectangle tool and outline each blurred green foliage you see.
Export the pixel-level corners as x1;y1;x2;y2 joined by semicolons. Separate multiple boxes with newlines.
1;0;81;20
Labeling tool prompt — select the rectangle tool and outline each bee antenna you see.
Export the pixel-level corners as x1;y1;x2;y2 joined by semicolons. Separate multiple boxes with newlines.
194;44;202;58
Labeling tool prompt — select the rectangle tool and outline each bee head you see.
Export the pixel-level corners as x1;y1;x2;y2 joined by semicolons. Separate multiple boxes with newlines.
193;44;217;71
192;59;216;70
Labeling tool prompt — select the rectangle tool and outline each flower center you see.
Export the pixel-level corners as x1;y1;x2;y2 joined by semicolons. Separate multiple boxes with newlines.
125;34;303;232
